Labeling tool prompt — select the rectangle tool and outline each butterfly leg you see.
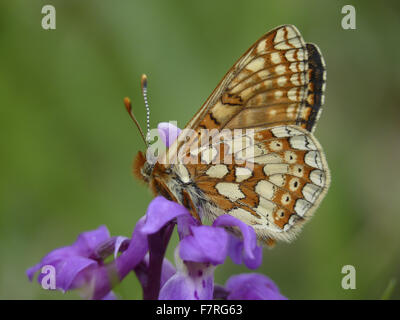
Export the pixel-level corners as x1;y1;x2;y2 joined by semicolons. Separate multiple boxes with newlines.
182;189;201;222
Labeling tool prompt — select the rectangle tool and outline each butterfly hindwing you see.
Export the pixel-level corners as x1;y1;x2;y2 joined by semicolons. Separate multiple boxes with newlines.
183;125;329;243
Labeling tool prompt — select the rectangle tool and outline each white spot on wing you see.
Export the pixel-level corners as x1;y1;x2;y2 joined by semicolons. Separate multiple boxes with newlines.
215;182;245;201
289;135;317;150
228;207;254;225
275;42;292;50
253;153;282;164
255;197;276;218
255;180;276;200
271;126;303;138
206;164;229;179
290;164;305;178
269;140;283;152
235;167;253;182
270;52;281;64
285;26;298;39
256;40;267;53
281;193;291;205
263;163;289;176
309;169;326;187
288;214;297;225
284;150;298;163
288;37;301;48
302;183;322;203
285;49;295;62
269;174;285;187
304;151;323;169
290;73;300;86
274;90;283;99
274;28;286;44
288;87;299;101
294;199;312;217
277;76;287;87
246;57;265;72
275;65;286;75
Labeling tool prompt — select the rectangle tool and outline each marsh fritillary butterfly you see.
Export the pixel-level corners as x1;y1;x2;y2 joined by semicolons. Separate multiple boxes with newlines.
132;25;330;246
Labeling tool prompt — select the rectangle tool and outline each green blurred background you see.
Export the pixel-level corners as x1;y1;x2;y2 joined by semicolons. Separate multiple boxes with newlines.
1;0;399;299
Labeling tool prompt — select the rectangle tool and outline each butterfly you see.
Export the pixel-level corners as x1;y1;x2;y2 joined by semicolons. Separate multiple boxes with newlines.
130;25;330;246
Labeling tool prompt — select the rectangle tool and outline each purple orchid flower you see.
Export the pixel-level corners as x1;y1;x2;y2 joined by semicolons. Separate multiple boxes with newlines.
26;225;130;299
27;122;286;300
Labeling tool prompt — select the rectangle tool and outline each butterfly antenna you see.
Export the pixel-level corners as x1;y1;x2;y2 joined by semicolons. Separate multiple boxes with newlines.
141;74;151;143
123;97;148;147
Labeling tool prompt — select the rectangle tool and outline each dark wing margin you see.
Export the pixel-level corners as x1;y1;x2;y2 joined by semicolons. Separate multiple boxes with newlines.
304;43;326;132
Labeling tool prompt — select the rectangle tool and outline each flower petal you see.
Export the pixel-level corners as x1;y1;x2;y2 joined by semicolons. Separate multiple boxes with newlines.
176;214;200;239
225;273;287;300
179;226;228;265
159;265;214;300
27;226;112;283
116;216;149;279
102;291;118;300
213;215;262;269
74;225;111;256
158;122;181;147
159;258;177;287
158;273;196;300
26;263;42;282
226;235;244;265
141;196;190;235
159;246;215;300
113;236;130;259
36;256;97;291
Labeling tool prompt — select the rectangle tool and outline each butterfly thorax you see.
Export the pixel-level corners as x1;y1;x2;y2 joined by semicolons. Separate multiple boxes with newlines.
134;151;208;219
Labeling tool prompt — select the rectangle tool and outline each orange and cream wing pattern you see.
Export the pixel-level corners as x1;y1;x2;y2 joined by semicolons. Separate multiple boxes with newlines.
183;125;330;243
157;25;329;244
198;26;326;132
164;24;326;165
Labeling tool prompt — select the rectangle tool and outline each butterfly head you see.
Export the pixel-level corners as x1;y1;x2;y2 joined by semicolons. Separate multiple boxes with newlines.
133;150;154;183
